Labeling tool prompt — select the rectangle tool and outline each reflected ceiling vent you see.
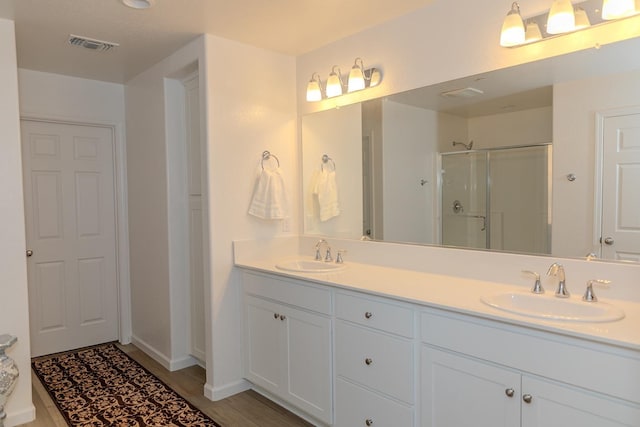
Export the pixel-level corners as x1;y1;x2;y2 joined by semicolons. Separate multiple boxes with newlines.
440;87;484;98
68;34;119;52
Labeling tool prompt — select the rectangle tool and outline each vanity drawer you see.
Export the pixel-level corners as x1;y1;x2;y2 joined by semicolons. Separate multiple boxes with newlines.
242;271;332;315
336;320;414;404
335;378;414;427
335;291;414;338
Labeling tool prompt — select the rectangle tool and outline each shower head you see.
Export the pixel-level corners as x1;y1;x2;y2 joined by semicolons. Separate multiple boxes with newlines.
452;140;474;150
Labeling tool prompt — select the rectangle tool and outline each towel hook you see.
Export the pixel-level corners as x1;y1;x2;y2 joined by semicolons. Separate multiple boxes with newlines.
321;154;336;171
261;150;280;170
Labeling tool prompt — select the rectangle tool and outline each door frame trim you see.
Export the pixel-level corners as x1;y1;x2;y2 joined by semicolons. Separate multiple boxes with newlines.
594;105;640;258
20;115;132;346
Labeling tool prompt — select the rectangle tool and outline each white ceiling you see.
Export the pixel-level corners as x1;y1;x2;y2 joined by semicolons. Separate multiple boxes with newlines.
0;0;435;83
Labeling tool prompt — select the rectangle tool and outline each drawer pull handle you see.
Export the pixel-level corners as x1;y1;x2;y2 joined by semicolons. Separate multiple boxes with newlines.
365;358;373;365
365;419;374;426
505;388;515;397
523;394;533;404
273;313;279;319
364;311;373;319
279;314;286;321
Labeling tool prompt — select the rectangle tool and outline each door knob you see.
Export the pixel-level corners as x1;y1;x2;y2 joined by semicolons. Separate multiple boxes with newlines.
26;249;33;257
603;237;614;245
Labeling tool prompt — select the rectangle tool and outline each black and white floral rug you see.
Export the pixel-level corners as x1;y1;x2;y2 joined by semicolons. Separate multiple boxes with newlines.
32;343;222;427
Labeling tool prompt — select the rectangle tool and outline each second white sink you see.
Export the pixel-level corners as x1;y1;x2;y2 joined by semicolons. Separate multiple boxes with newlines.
481;291;625;322
276;259;346;273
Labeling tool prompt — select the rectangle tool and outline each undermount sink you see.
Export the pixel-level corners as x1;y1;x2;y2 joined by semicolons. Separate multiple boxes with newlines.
481;291;625;323
275;258;346;273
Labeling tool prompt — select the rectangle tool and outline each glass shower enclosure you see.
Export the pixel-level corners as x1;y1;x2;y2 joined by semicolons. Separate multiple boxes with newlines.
440;144;552;254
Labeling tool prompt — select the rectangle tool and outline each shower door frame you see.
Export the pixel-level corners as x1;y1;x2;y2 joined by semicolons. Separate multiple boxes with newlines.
439;142;552;251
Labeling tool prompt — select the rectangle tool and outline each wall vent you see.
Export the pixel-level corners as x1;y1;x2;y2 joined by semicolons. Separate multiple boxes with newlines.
68;34;119;52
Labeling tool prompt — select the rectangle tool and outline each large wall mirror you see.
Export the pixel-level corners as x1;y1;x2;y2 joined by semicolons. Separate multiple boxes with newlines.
302;37;640;263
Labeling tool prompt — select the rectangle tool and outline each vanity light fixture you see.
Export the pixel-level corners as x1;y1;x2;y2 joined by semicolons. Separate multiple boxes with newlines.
306;73;323;102
500;2;526;47
306;58;383;102
325;66;344;98
547;0;576;34
500;0;639;47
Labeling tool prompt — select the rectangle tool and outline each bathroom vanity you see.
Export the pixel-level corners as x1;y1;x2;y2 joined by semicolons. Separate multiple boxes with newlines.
235;238;640;427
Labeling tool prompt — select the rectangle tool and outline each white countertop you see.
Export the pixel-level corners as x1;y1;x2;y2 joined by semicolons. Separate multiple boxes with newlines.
236;256;640;352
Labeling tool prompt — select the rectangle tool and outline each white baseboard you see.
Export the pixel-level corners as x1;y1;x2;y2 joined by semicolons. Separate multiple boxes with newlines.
5;404;36;427
204;379;250;401
130;335;197;372
250;386;328;427
169;354;198;371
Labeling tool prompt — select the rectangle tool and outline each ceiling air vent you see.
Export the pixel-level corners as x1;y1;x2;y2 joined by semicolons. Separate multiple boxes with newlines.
440;87;484;98
68;34;119;52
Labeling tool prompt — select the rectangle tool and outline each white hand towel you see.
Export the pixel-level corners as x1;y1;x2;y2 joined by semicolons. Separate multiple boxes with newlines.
248;168;288;220
313;169;340;222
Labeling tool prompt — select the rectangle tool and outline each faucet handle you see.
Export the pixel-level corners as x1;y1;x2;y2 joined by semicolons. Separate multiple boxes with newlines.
522;270;543;294
582;279;612;302
336;249;347;264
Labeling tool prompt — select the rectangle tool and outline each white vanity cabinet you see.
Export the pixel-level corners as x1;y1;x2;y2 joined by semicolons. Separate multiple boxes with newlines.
242;271;333;425
420;311;640;427
334;291;417;427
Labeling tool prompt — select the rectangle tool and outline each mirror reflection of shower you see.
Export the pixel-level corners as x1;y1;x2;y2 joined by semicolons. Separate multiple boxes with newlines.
440;144;552;254
452;140;474;150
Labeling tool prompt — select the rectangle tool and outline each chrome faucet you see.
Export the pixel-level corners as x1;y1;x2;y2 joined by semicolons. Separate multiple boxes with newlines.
547;262;570;298
314;239;332;262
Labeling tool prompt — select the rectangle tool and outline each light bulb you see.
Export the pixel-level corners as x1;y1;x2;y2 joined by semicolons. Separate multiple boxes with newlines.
547;0;575;34
348;59;366;92
500;3;525;47
306;74;322;102
602;0;636;19
525;20;542;43
325;67;343;98
574;7;591;29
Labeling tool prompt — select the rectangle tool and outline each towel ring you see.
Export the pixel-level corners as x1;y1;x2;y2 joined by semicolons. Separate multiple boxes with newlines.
261;150;280;170
321;154;336;171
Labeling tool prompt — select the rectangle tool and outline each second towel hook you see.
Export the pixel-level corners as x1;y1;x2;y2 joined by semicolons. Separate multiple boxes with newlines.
261;150;280;170
321;154;336;171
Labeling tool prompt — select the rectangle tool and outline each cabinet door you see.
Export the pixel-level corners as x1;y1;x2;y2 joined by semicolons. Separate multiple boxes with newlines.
421;346;520;427
283;304;333;425
244;296;285;395
522;375;640;427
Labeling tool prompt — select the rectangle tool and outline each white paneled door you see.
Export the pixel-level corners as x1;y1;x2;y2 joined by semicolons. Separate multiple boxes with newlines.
601;112;640;262
21;120;119;357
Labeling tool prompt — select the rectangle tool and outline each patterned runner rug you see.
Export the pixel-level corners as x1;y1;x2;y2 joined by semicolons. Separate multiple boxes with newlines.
32;343;222;427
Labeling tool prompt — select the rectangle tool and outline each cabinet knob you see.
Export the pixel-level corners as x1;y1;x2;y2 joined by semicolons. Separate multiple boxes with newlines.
365;311;373;319
365;358;373;365
274;313;279;319
505;388;515;397
523;394;533;404
279;314;286;321
365;419;374;426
